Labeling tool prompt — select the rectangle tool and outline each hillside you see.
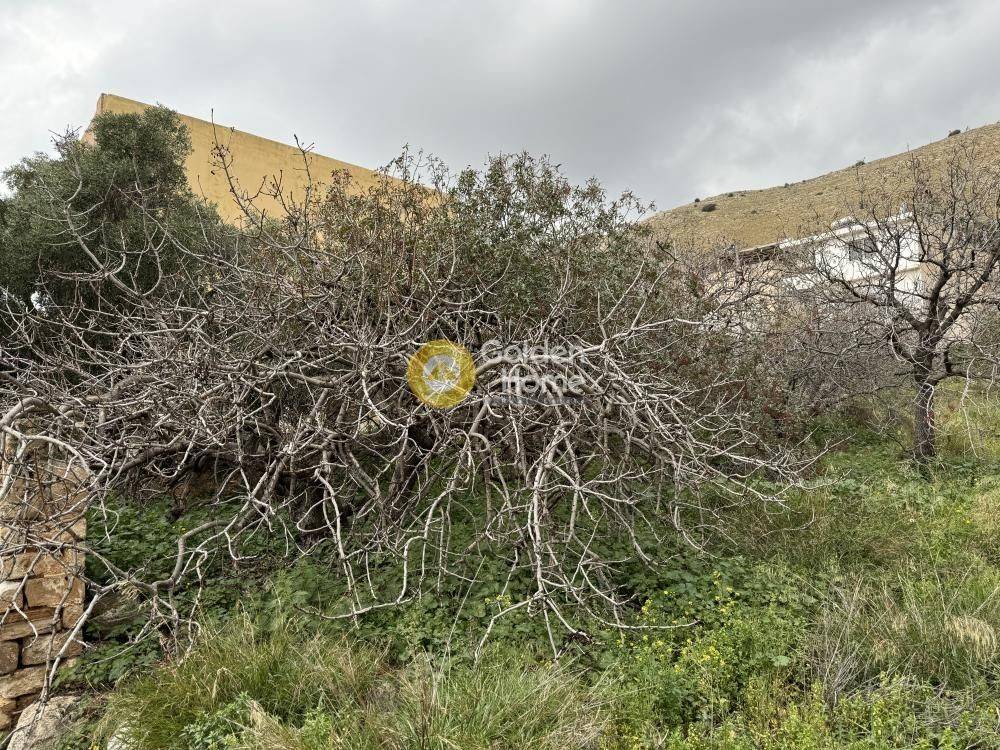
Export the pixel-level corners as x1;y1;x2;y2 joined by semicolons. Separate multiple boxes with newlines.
648;121;1000;249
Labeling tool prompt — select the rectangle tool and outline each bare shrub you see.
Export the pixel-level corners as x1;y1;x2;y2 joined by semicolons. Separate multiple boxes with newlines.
0;135;809;663
783;144;1000;462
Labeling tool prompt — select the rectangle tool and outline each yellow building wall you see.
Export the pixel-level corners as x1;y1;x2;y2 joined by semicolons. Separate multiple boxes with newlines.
88;93;385;223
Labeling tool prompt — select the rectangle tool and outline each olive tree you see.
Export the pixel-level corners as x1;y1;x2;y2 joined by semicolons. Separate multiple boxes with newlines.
0;105;219;311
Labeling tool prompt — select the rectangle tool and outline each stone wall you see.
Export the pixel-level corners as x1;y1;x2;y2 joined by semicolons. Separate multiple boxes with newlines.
0;454;87;730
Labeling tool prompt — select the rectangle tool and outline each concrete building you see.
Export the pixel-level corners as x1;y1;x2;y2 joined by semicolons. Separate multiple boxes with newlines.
87;93;386;223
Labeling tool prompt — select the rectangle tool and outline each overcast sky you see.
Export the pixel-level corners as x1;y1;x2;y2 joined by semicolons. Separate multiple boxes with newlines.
2;0;998;212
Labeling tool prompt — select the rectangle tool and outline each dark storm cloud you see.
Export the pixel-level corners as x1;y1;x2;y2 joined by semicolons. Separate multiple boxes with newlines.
2;0;998;210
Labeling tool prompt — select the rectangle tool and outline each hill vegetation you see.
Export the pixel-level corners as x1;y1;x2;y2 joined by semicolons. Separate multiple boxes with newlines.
649;121;1000;250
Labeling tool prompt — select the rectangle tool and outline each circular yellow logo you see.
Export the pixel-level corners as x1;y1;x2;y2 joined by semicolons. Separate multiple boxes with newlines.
406;340;476;408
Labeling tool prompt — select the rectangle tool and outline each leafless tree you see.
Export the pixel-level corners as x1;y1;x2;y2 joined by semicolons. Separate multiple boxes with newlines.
784;144;1000;462
0;133;810;664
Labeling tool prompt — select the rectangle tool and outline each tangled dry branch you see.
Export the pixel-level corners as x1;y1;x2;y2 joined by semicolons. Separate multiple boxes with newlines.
0;140;810;658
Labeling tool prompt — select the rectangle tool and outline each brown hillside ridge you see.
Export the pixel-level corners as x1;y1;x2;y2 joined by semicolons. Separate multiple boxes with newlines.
648;121;1000;251
85;93;387;223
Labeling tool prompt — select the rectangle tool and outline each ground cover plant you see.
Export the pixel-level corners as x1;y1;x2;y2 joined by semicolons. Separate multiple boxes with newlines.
51;422;999;748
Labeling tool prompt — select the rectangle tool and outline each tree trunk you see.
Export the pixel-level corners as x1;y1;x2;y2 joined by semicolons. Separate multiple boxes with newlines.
912;378;936;463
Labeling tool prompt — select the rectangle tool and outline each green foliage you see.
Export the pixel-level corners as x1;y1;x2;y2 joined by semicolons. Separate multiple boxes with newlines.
97;614;379;749
313;149;661;335
178;693;255;750
635;679;999;750
610;564;1000;747
602;426;1000;748
444;153;653;319
0;105;219;307
715;428;1000;574
98;615;609;750
611;559;812;732
811;567;1000;692
66;496;286;688
261;548;604;665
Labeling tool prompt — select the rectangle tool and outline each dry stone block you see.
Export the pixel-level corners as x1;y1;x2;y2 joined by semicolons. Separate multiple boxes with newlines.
0;581;23;613
0;697;15;729
8;695;79;750
61;604;84;630
55;516;86;543
14;690;39;710
0;458;88;524
0;529;27;554
21;631;83;666
0;665;46;699
24;576;80;609
67;577;84;604
0;642;17;675
0;453;88;722
61;548;84;575
0;551;72;580
30;517;86;545
0;608;56;642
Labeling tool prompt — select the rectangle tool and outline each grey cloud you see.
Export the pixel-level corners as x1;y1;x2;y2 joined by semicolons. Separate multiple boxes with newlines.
2;0;997;212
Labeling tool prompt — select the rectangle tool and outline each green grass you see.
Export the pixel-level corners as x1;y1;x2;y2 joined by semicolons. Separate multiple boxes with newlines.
60;406;1000;749
97;615;609;750
602;415;1000;747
